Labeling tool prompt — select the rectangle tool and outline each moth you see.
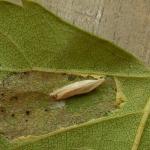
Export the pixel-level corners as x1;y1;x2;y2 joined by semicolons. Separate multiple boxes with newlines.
50;78;105;100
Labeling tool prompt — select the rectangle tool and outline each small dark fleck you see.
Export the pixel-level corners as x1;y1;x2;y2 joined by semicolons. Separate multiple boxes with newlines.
26;110;30;116
104;112;108;115
0;131;4;134
19;72;28;79
0;107;6;113
68;75;76;81
12;72;17;75
23;72;28;75
44;109;48;112
11;113;15;117
25;119;28;122
62;73;66;75
19;76;23;79
1;93;4;97
10;96;18;101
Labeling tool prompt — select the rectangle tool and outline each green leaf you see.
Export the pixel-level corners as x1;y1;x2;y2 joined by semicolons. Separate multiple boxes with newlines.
0;135;11;150
0;1;150;150
0;0;149;76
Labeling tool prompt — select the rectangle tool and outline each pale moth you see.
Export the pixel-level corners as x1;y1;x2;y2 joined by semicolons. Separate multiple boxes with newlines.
50;78;105;100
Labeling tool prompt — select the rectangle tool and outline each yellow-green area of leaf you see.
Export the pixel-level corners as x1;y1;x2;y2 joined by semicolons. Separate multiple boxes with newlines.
0;0;150;150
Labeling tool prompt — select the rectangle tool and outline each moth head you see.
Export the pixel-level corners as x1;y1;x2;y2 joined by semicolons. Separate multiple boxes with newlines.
49;93;58;100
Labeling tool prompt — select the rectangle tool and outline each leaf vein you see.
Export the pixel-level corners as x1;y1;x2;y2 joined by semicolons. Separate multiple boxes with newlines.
0;30;32;68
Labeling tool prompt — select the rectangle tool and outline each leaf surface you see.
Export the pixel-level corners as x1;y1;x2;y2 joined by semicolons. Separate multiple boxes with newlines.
0;1;150;150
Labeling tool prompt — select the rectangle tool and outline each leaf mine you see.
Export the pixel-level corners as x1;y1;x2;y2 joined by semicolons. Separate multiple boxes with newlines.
0;71;116;140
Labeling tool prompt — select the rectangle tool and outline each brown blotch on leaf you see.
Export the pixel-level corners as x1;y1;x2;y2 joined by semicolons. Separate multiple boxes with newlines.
23;72;28;75
11;113;15;117
44;109;48;112
10;96;18;101
0;107;6;113
25;110;30;116
1;93;4;97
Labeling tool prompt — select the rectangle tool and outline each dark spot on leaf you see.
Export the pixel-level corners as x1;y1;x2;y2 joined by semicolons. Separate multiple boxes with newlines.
67;75;76;81
19;72;28;79
0;107;6;113
0;71;116;140
26;110;30;116
10;96;18;101
11;72;17;75
11;113;15;117
62;73;66;75
1;93;4;97
104;110;111;116
23;72;28;75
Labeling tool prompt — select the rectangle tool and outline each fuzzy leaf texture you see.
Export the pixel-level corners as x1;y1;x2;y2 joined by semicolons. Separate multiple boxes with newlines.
0;1;150;150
